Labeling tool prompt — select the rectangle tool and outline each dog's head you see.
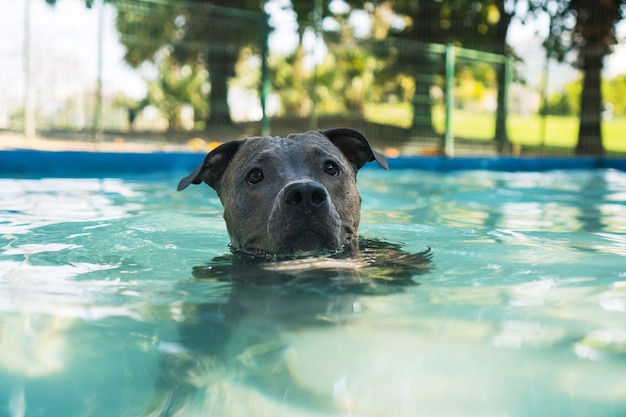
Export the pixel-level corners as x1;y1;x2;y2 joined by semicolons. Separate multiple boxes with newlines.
178;128;388;256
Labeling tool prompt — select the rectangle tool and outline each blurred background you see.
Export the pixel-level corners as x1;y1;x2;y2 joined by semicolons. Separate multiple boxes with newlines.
1;0;625;156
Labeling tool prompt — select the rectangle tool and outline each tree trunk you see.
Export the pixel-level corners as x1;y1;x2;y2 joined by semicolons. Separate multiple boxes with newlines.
576;45;605;156
493;2;512;154
410;52;439;140
206;46;238;126
404;1;443;141
494;64;510;154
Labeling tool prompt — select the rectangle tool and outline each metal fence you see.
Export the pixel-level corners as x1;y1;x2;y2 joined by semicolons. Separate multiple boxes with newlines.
1;0;624;156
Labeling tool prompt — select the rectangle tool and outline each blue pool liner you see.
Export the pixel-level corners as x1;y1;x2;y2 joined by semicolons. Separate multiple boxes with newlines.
1;149;625;178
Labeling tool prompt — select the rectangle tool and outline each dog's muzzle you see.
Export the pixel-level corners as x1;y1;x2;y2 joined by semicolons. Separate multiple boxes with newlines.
268;180;343;254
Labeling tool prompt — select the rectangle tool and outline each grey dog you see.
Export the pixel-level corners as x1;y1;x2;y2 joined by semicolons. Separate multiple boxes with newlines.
177;128;388;257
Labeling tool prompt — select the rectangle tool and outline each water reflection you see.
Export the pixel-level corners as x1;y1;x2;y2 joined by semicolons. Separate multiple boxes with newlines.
0;179;141;235
499;201;583;231
151;242;432;416
419;170;626;234
0;314;73;378
367;169;626;235
151;273;626;417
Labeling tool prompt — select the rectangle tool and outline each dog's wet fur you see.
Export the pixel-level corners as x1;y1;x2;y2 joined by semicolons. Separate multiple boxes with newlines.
191;237;431;291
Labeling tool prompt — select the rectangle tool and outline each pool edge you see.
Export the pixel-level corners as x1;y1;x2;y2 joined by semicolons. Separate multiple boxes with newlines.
1;149;625;178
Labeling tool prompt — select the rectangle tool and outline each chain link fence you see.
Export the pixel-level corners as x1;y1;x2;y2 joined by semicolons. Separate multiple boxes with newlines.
1;0;624;156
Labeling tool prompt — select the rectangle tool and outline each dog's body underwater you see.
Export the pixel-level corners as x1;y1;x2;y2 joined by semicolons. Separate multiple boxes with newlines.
178;128;388;257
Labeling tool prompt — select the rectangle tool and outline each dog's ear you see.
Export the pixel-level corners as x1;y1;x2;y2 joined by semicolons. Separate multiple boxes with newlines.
177;140;244;191
321;128;388;171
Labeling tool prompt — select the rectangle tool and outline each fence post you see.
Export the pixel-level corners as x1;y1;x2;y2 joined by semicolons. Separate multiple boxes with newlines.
259;12;270;137
502;53;513;154
23;0;36;139
308;0;323;131
93;0;104;140
444;43;455;157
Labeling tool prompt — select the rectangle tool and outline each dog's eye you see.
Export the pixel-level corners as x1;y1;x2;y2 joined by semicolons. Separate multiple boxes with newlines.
246;169;264;184
323;161;339;176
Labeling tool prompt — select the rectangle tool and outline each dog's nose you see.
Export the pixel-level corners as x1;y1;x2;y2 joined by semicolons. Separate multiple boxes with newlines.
284;181;328;212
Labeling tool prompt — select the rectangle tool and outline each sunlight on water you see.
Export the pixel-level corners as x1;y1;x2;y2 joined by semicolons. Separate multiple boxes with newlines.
0;169;625;417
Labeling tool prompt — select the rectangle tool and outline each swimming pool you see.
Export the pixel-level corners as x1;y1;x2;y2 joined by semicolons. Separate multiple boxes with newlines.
1;151;625;417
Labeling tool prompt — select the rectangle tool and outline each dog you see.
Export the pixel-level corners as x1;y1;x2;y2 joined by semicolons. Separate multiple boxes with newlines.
177;128;388;257
151;128;432;416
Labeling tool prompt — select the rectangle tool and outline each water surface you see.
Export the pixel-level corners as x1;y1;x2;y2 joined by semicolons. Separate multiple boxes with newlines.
1;169;625;417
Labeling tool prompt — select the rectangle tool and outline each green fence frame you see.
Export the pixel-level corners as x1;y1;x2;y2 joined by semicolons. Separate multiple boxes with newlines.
442;44;512;156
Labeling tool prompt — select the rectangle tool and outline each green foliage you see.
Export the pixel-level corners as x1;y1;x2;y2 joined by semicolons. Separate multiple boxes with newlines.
271;4;410;118
544;92;577;116
543;78;582;116
269;47;313;117
322;39;397;115
603;74;626;117
342;0;517;53
143;54;209;130
455;62;498;109
542;74;626;117
529;0;626;65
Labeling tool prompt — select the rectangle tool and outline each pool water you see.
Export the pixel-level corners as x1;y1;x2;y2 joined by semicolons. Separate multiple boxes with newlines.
1;168;625;417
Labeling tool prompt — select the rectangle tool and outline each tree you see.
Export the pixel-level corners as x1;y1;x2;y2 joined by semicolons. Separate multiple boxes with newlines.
532;0;625;155
286;1;444;137
46;0;266;128
143;54;209;130
110;0;266;127
572;0;624;155
269;14;399;119
327;0;518;148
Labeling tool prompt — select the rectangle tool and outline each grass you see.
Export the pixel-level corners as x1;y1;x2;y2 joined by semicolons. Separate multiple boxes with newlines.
364;102;413;129
364;103;626;153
